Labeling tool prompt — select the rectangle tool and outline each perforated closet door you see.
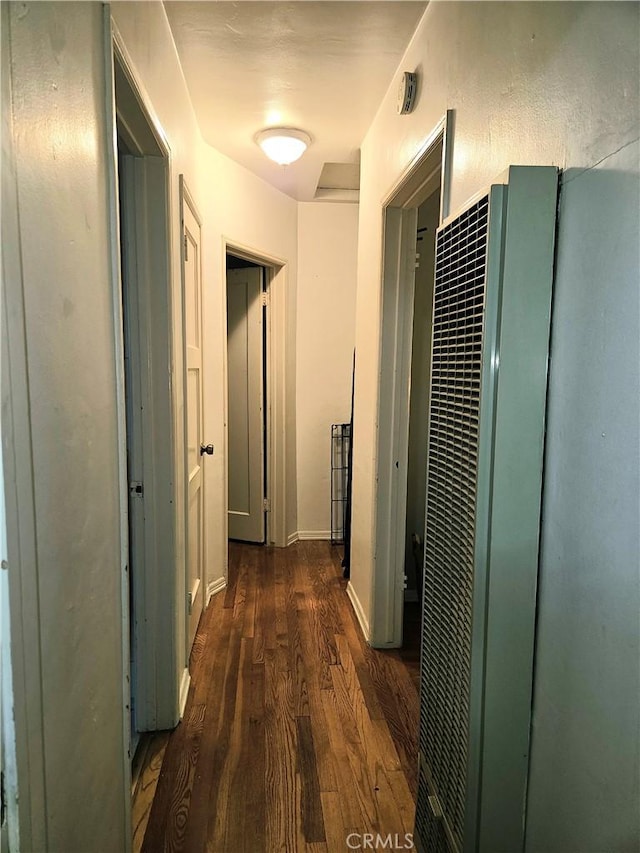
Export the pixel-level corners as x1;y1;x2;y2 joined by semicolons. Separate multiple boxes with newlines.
416;195;490;853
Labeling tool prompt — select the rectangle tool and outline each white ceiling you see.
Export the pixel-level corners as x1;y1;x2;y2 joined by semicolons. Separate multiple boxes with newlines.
163;1;427;201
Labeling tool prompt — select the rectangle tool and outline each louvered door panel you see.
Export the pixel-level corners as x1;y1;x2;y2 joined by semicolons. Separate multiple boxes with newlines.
415;759;449;853
419;195;490;852
414;168;558;853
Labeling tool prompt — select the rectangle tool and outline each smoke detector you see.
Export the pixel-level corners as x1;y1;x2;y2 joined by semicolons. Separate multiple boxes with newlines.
397;71;418;115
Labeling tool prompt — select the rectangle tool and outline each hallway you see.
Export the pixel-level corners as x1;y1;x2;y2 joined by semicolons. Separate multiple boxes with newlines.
133;541;420;852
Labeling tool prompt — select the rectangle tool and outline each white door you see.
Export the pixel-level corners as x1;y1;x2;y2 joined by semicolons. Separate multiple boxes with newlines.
181;182;206;653
227;266;265;543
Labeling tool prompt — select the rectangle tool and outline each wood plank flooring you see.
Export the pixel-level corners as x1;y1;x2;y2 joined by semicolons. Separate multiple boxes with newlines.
135;541;420;853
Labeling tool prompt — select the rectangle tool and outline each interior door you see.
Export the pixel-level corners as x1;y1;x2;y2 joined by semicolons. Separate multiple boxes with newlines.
227;266;265;543
117;148;144;741
181;181;205;653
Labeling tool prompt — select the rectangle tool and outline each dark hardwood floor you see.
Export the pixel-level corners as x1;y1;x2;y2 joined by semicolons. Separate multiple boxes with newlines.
134;540;420;852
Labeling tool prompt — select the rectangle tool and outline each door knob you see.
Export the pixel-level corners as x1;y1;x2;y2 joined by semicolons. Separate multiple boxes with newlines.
200;444;214;456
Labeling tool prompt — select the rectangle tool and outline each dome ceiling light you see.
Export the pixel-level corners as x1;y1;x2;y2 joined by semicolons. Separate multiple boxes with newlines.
256;128;311;165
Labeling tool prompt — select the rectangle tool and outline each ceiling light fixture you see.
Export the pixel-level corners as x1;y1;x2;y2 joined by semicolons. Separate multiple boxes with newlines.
256;128;311;165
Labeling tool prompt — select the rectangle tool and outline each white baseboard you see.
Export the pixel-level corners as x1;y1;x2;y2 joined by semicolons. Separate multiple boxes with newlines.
287;530;333;545
207;576;226;604
297;530;331;541
178;667;191;719
346;580;370;641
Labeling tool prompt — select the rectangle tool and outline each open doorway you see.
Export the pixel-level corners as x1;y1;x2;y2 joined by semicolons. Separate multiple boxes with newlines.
222;243;288;554
226;255;267;544
402;190;441;661
370;113;452;649
112;46;179;756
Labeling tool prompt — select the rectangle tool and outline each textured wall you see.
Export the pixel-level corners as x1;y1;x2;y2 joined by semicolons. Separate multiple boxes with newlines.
350;3;639;849
296;203;359;537
7;3;127;849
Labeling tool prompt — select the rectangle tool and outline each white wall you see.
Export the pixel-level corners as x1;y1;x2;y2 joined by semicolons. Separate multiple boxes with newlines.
5;4;128;849
0;364;17;853
350;2;639;849
296;203;359;538
197;146;298;551
1;9;21;850
5;1;299;848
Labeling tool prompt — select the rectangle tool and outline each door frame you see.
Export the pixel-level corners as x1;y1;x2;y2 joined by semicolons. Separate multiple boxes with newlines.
179;176;207;662
222;240;287;554
226;264;266;544
370;112;453;648
106;17;183;742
